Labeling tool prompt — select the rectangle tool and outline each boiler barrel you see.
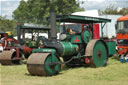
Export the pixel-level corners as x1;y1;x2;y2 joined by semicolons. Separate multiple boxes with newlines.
60;42;78;57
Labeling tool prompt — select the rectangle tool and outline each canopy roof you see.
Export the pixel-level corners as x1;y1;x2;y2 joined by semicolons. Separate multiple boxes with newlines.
0;32;7;34
21;26;50;31
56;15;111;24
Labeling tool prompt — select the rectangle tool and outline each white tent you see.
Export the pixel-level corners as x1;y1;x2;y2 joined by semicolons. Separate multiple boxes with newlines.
72;10;99;17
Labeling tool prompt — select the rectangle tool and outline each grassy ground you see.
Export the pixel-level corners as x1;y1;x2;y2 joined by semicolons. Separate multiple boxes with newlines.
1;56;128;85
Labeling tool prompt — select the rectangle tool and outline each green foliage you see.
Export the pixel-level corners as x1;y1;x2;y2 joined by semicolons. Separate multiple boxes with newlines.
13;0;29;24
0;16;17;35
118;8;128;16
55;0;84;15
101;4;128;16
13;0;84;25
103;5;119;14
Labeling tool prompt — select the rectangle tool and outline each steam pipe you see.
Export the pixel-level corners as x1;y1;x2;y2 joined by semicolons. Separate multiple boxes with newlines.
50;0;57;40
17;23;21;43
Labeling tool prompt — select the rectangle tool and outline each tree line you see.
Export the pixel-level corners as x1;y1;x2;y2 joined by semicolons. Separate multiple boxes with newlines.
13;0;84;25
0;0;84;34
0;16;17;35
99;4;128;15
0;0;128;35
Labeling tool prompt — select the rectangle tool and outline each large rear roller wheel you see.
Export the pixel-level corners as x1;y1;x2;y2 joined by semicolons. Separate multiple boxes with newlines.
27;53;61;76
85;40;108;67
0;50;22;65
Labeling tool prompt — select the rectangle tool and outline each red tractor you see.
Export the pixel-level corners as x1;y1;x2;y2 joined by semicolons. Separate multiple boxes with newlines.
0;32;17;52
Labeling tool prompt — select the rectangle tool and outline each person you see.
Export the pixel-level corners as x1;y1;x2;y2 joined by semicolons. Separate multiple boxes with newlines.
0;34;1;39
6;31;13;38
0;41;3;53
120;51;128;63
0;34;2;43
67;28;75;34
1;36;7;49
38;40;44;48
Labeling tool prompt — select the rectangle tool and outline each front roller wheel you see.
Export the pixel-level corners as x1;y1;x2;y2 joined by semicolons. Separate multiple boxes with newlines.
27;53;61;76
85;40;108;67
0;50;22;65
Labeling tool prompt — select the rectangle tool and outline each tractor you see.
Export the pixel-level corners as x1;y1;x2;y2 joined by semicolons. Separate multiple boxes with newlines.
0;24;50;65
26;9;116;76
0;32;19;65
0;32;14;53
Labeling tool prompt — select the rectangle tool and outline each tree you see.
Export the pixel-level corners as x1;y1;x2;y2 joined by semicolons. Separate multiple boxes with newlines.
101;4;119;15
118;8;128;16
13;0;29;24
0;16;17;35
13;0;84;25
101;4;128;16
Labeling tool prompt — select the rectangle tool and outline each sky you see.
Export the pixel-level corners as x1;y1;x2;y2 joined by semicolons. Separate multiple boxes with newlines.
0;0;128;19
80;0;128;11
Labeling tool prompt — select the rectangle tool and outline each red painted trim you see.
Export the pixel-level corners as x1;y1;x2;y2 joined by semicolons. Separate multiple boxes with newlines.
85;58;90;64
81;24;83;32
74;39;80;42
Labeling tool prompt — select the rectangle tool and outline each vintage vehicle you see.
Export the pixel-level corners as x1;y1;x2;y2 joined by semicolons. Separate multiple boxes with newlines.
116;14;128;62
0;25;50;65
26;10;116;76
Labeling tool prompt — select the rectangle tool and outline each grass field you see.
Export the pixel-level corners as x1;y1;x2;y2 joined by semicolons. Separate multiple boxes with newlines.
1;56;128;85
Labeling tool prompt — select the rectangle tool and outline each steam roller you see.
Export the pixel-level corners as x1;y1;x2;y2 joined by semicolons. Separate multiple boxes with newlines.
26;7;116;76
0;50;22;65
26;38;109;76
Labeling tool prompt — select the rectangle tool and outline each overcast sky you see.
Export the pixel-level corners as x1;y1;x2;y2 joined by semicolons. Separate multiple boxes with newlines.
0;0;128;19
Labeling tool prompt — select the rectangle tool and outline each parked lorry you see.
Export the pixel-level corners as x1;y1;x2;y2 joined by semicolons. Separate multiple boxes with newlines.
116;14;128;62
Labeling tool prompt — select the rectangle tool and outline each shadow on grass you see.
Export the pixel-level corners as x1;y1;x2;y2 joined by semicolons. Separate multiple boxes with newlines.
0;64;23;66
111;54;120;61
24;72;65;77
62;64;89;71
24;64;89;77
25;73;32;76
24;73;49;77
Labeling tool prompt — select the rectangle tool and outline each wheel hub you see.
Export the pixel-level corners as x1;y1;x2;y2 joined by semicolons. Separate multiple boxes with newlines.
97;51;102;58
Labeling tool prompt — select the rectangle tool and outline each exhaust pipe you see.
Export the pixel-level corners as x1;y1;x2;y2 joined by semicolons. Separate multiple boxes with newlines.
50;0;57;40
17;23;21;43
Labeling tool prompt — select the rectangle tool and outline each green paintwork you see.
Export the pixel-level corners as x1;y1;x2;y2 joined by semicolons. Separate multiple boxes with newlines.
71;35;82;43
60;42;78;56
64;34;71;42
82;31;91;44
32;48;56;53
32;48;60;76
56;15;111;24
44;53;60;76
93;40;108;67
106;41;116;56
28;41;37;48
